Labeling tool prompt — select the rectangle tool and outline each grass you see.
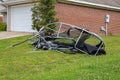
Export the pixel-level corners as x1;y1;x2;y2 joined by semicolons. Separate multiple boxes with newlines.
0;35;120;80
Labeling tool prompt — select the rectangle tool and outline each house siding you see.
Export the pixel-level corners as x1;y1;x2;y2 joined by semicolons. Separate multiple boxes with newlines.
55;3;120;35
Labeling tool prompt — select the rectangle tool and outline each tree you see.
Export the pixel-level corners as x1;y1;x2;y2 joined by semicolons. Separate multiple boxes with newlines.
31;0;58;35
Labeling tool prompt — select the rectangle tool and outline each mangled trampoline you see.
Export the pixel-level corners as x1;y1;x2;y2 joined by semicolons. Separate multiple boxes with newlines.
31;22;106;55
9;22;106;55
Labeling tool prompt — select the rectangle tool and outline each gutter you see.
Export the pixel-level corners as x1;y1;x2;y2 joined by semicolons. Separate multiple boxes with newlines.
2;0;33;6
0;8;7;12
58;0;120;12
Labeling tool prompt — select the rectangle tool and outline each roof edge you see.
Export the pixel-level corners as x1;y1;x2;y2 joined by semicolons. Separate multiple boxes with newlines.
58;0;120;12
2;0;32;6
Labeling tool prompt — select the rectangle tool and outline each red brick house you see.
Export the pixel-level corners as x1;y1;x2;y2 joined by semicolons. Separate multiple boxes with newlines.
1;0;120;35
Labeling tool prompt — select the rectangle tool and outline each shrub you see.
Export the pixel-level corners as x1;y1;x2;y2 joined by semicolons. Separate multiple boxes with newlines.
0;23;7;31
31;0;59;35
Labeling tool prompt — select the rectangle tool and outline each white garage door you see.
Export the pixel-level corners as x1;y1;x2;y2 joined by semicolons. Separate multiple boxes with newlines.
11;4;35;32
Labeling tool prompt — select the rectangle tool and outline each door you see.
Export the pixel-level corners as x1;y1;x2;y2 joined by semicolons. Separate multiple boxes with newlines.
11;4;35;32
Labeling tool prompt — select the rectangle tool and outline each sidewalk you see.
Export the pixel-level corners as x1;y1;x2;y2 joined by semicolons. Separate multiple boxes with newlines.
0;31;31;40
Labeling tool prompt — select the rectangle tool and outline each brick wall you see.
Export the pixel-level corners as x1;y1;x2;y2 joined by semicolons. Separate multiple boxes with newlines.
55;3;120;35
0;16;3;23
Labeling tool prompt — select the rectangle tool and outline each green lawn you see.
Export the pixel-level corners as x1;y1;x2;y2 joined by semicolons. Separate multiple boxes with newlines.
0;36;120;80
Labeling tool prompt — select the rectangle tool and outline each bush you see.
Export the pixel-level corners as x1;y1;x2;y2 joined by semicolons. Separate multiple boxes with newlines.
0;23;7;31
31;0;59;35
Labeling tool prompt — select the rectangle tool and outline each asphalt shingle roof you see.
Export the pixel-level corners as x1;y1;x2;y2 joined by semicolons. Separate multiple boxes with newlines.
77;0;120;8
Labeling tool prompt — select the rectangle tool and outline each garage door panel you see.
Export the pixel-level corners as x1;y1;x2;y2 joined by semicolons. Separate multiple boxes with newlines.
11;4;35;32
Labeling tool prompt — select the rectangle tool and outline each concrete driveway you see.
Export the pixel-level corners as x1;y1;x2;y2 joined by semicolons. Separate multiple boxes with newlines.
0;31;32;40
